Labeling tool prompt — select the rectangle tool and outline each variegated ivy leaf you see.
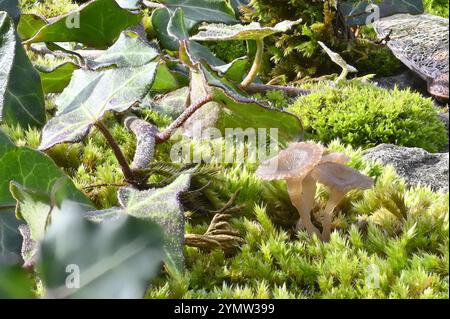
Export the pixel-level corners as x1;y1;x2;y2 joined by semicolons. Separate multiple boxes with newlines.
191;19;302;41
151;0;236;51
184;61;303;143
0;12;46;128
168;8;249;81
89;31;160;70
0;131;92;265
39;62;158;150
38;201;165;299
84;174;191;272
143;86;190;119
36;32;167;94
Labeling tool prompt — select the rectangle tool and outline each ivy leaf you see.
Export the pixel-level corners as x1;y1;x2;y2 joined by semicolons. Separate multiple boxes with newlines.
143;86;189;119
191;19;302;41
151;62;182;93
24;0;142;48
89;31;160;70
0;12;46;128
38;201;165;299
17;14;47;40
39;61;159;150
0;130;91;265
115;0;142;10
160;0;236;24
0;264;34;298
10;177;92;243
0;0;20;22
36;62;79;94
168;8;249;81
185;61;303;143
84;174;192;272
151;0;236;51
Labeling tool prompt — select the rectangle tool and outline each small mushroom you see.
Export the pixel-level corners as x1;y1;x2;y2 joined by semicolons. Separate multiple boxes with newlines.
256;142;323;238
311;162;373;241
320;152;351;165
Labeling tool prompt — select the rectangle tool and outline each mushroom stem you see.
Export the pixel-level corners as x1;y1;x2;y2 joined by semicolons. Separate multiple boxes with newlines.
321;192;344;241
240;39;264;88
286;178;321;238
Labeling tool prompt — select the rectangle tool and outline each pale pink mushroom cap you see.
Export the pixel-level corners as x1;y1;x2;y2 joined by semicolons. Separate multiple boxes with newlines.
311;162;373;193
320;152;351;165
256;142;324;181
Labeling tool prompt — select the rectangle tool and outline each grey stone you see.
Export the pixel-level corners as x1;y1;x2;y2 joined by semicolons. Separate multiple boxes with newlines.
373;70;427;93
364;144;449;192
439;112;449;131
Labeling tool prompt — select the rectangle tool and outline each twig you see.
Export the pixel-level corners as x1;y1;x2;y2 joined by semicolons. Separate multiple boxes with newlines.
83;183;126;190
95;121;136;184
0;204;16;210
156;94;213;143
242;83;314;97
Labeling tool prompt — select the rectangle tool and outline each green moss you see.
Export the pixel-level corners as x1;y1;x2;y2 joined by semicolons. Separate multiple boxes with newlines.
205;40;248;64
424;0;449;17
287;81;448;152
146;140;448;299
19;0;78;17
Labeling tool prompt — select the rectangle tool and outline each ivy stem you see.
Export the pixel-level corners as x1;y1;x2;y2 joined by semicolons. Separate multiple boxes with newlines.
0;204;16;210
240;39;264;88
95;120;135;184
156;94;213;143
242;83;314;97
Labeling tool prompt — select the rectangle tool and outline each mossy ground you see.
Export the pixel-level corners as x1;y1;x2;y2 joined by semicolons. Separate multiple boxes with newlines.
3;118;449;298
9;0;449;299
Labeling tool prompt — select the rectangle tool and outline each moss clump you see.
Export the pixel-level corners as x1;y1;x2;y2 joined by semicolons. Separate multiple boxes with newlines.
244;0;402;81
19;0;78;17
424;0;449;17
287;81;448;152
205;40;248;64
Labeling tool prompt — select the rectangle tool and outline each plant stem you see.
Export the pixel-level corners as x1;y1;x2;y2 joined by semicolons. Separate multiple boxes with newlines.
95;120;135;183
242;83;314;97
0;204;16;210
142;1;166;9
240;39;264;88
156;94;213;143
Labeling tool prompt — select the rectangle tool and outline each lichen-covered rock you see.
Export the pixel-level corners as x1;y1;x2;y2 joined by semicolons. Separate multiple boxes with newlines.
364;144;449;192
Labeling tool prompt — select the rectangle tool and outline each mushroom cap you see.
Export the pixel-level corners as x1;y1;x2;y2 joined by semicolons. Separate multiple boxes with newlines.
320;152;351;165
256;142;324;181
311;162;373;193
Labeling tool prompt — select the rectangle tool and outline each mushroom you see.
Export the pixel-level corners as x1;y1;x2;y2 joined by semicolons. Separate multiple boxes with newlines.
256;142;323;238
310;162;373;241
320;152;351;165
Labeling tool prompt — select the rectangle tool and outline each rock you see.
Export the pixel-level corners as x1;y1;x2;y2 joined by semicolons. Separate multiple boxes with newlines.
364;144;449;192
439;112;449;131
373;70;427;93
